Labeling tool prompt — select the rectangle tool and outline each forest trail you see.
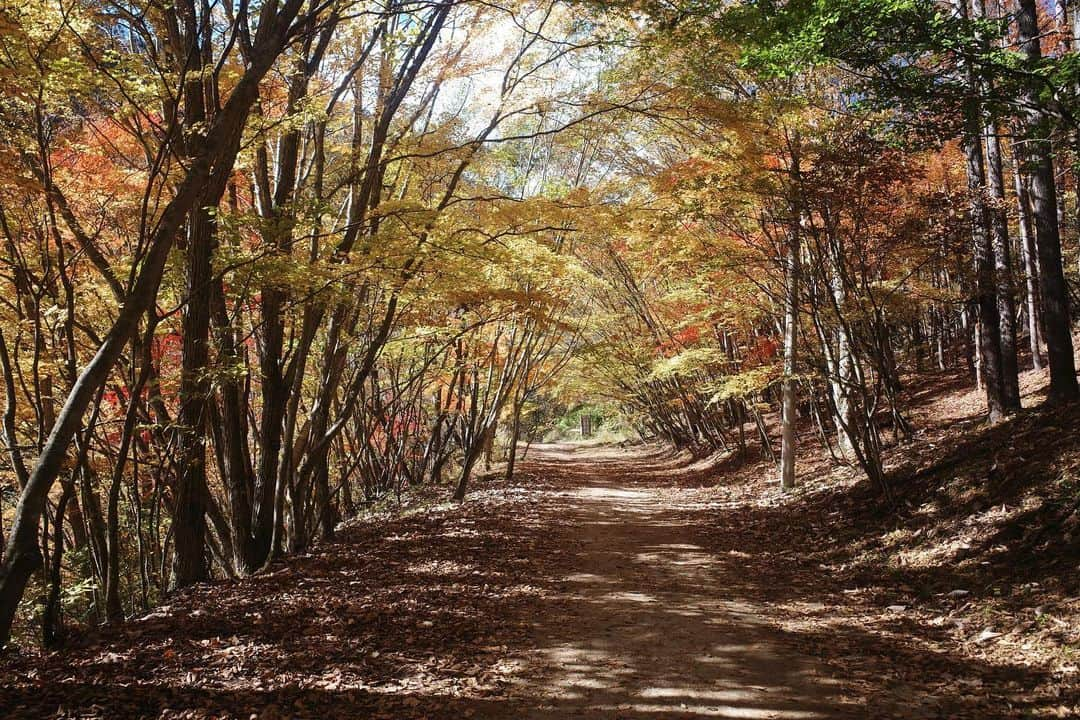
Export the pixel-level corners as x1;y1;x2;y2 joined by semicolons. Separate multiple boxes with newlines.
487;444;852;719
3;440;1064;719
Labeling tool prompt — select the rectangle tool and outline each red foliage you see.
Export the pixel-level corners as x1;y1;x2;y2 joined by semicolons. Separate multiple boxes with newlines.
746;336;778;366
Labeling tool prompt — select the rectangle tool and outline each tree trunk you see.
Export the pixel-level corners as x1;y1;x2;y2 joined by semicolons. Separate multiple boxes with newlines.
1017;0;1080;403
828;260;857;461
106;328;155;621
42;482;74;647
1012;137;1045;370
453;441;484;502
983;123;1021;410
504;404;523;483
779;145;802;491
212;282;256;573
171;28;218;587
172;198;214;589
959;89;1006;419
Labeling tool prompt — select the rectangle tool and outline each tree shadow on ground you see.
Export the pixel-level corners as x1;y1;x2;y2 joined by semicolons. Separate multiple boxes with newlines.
3;416;1078;719
472;444;1074;719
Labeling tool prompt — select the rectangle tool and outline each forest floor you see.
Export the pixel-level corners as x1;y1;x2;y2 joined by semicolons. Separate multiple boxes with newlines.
3;369;1080;718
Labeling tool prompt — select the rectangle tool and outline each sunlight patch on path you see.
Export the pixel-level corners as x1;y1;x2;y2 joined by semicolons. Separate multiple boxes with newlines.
566;486;652;501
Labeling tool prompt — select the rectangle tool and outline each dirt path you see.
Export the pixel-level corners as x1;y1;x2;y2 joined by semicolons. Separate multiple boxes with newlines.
486;444;854;719
3;442;1063;718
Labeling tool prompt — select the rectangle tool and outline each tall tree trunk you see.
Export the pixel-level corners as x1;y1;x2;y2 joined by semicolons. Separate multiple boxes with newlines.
504;402;524;483
211;279;256;573
42;482;74;647
252;55;314;566
828;257;857;460
1012;139;1045;370
1017;0;1080;403
984;123;1021;410
171;13;218;588
956;0;1007;421
779;142;802;491
105;327;155;620
172;196;214;588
